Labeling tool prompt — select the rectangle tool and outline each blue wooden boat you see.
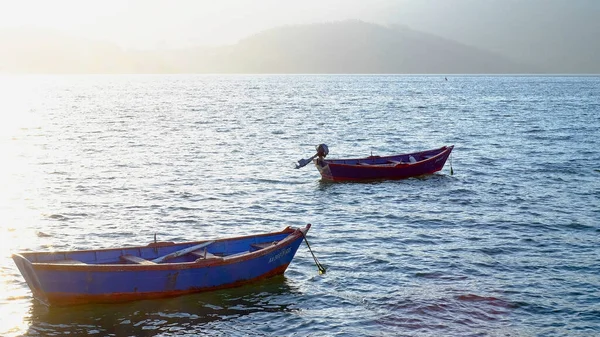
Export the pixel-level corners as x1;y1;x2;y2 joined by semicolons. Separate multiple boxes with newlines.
13;224;310;306
296;145;453;182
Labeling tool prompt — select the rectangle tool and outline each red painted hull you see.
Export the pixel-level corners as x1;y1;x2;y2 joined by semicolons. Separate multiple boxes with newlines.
314;145;453;182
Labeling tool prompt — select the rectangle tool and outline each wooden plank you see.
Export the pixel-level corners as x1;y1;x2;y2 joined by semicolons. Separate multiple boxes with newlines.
52;259;86;265
152;241;214;263
224;251;250;259
190;249;218;259
120;255;156;265
251;241;278;250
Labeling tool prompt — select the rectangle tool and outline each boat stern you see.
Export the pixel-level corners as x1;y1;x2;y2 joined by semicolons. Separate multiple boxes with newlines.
313;158;333;180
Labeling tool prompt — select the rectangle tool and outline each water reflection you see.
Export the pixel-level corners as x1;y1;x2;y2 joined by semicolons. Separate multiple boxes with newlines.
316;172;452;191
25;276;301;336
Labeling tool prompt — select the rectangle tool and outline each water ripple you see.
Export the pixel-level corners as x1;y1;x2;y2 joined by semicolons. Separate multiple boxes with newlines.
1;75;599;336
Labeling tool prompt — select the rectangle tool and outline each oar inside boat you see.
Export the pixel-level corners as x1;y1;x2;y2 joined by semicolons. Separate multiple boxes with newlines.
152;241;214;263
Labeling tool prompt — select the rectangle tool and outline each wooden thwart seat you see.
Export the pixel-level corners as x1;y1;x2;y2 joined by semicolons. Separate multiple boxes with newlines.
190;248;218;259
120;255;157;265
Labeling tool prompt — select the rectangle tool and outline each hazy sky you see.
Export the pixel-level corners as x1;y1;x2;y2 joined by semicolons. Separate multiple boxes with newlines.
0;0;408;49
2;0;597;51
2;0;598;73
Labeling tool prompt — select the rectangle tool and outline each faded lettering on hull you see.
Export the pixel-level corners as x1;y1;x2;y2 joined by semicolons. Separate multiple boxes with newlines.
269;247;291;263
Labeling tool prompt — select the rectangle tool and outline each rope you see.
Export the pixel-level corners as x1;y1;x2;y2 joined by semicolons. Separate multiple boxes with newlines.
450;152;454;175
301;231;326;275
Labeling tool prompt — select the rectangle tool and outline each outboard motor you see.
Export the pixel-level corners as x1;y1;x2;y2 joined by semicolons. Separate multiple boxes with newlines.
316;144;329;158
295;143;329;169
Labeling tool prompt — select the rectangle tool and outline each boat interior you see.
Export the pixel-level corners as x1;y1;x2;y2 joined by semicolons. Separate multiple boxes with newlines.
331;147;447;166
18;233;290;266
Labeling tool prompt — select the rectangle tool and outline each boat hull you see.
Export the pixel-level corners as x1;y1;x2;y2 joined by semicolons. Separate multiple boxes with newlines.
13;225;310;306
314;145;453;182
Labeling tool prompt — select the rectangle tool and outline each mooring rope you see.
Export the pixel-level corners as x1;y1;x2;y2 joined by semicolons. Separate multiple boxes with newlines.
301;231;326;275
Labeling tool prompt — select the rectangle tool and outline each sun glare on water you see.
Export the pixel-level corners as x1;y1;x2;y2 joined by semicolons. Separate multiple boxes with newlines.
0;76;47;233
0;76;50;336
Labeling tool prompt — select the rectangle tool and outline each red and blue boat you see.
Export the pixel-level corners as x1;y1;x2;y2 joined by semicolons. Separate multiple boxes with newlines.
296;144;454;182
13;224;311;306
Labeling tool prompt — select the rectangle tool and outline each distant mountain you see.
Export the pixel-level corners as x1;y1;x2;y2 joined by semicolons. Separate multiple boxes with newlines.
373;0;600;74
0;21;540;74
193;20;534;74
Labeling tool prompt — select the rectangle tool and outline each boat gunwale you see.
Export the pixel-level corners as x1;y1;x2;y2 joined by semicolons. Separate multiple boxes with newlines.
14;225;310;272
320;145;452;168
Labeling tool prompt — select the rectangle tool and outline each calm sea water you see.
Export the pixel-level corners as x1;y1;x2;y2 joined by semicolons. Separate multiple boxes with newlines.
0;75;598;336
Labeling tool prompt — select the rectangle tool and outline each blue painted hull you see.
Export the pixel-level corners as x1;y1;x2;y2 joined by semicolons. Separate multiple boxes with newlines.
314;145;453;181
13;225;310;306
